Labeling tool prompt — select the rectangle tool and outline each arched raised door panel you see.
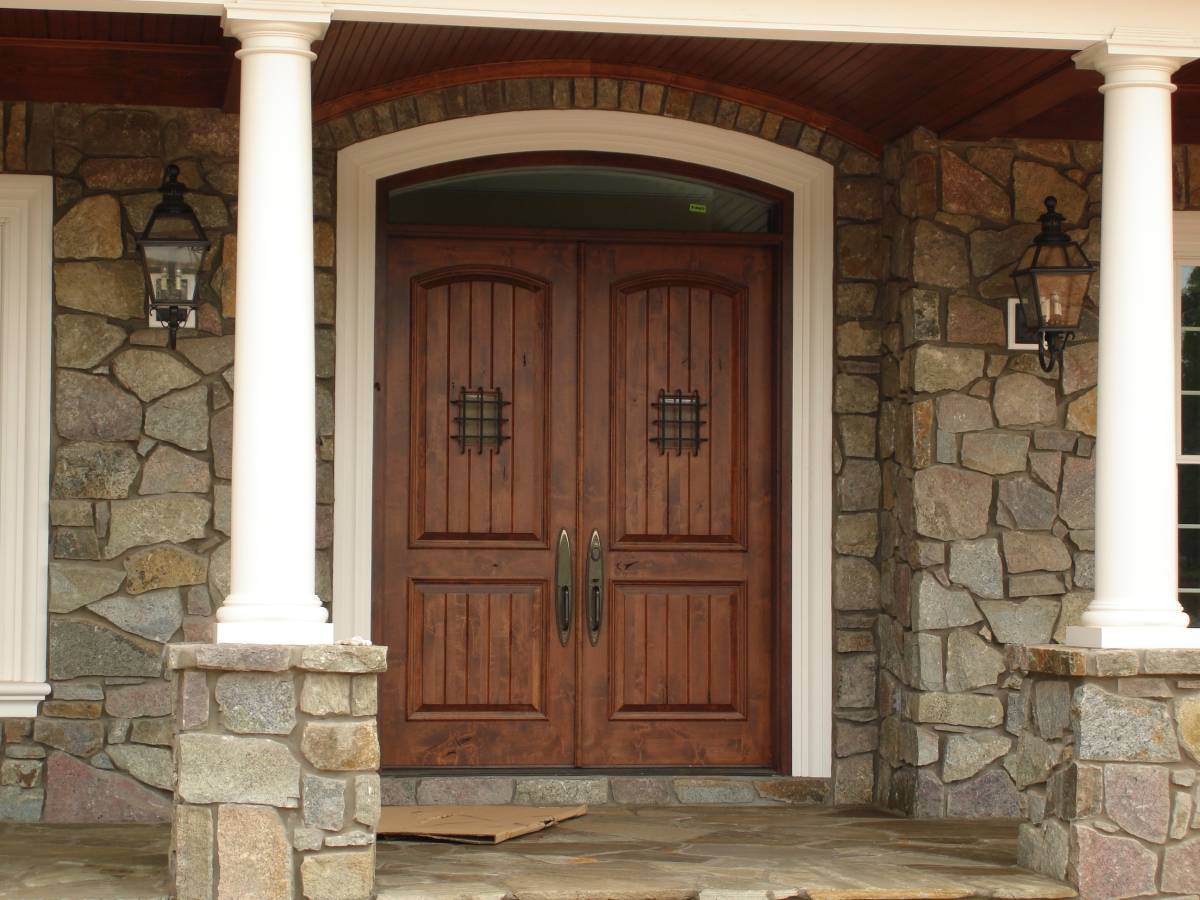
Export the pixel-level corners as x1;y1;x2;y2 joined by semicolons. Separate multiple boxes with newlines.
406;265;553;547
607;271;749;551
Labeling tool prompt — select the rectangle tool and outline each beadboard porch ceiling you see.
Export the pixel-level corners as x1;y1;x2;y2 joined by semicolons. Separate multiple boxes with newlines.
3;8;1200;151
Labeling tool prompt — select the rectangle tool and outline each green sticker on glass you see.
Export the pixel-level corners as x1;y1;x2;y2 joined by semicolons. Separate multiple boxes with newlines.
688;202;708;214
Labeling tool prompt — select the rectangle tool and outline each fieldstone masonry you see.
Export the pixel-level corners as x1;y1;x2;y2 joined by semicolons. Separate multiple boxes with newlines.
3;89;1200;826
167;643;385;900
0;99;336;824
1013;645;1200;898
870;127;1200;820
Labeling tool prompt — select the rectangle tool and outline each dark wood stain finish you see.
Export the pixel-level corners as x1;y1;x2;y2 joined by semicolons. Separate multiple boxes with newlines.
374;163;780;768
5;10;1200;145
375;237;579;766
578;242;776;766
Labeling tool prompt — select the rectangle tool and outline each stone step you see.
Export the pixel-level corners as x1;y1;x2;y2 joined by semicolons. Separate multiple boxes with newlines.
380;772;831;807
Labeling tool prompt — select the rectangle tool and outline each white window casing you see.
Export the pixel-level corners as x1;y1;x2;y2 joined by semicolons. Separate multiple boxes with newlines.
1175;211;1200;613
0;175;53;717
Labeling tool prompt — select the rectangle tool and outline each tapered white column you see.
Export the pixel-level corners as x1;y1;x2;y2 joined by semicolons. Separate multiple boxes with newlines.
1067;37;1200;648
216;8;333;644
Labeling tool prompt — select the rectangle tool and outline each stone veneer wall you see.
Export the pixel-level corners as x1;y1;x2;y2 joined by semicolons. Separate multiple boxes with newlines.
316;77;890;806
4;84;1198;824
1013;645;1200;898
0;99;336;823
0;82;891;821
873;128;1200;817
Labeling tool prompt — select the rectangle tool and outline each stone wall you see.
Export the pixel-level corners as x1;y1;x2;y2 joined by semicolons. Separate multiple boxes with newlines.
1014;645;1200;898
873;128;1200;818
0;99;339;824
0;84;888;821
4;86;1200;824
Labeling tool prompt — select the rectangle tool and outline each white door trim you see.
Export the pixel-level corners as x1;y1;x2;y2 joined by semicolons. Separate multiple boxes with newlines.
0;175;53;717
334;110;834;777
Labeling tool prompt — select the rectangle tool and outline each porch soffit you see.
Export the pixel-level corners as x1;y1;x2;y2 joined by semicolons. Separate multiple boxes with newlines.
3;9;1200;147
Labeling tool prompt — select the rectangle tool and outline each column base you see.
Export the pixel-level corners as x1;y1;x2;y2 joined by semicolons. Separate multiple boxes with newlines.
1015;643;1200;895
1065;624;1200;649
167;643;386;900
216;621;335;645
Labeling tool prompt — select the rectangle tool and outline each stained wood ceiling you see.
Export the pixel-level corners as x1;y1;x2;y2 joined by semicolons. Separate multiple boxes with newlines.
3;9;1199;151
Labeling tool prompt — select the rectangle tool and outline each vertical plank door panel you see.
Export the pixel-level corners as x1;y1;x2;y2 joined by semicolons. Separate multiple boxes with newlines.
578;242;776;766
376;237;578;766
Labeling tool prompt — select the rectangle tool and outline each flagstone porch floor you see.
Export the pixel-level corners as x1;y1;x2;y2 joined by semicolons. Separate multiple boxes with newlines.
0;806;1076;899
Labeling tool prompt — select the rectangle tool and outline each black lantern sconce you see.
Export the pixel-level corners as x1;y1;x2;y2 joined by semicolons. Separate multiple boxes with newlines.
1010;195;1096;373
136;165;210;349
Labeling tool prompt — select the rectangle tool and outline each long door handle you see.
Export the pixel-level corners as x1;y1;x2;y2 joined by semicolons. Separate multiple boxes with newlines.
586;529;604;646
554;529;573;645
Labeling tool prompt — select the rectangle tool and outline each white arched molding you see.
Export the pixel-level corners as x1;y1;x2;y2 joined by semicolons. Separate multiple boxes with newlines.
334;110;835;777
0;175;53;717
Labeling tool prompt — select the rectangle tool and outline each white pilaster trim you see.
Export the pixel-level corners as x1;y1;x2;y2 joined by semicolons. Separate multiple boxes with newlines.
333;110;835;777
0;175;53;717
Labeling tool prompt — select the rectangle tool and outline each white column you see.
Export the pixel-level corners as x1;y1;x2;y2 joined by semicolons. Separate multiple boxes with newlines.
1067;37;1200;649
215;7;333;645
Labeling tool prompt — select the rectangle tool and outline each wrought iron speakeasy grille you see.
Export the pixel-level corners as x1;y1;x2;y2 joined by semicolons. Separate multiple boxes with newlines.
451;386;510;454
650;388;707;457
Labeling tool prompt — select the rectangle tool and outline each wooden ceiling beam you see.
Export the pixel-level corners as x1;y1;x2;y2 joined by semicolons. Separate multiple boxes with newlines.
942;63;1100;140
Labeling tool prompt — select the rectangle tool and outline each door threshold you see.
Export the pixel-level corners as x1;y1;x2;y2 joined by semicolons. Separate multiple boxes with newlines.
382;767;780;777
380;769;830;807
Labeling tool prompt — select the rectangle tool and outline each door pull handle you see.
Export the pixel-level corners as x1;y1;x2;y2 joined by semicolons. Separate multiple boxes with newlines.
555;529;574;645
586;529;604;646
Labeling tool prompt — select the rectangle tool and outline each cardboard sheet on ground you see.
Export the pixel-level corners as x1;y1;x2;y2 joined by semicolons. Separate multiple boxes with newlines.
378;804;588;844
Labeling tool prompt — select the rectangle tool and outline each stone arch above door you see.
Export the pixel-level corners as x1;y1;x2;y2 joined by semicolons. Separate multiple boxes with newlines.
313;72;883;170
330;103;846;779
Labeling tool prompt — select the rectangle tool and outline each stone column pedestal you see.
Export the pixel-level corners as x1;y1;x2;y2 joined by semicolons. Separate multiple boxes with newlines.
167;643;386;900
1012;644;1200;897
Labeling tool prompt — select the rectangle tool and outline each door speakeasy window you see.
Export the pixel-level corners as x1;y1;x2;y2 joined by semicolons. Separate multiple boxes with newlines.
1181;260;1200;623
451;386;509;454
650;388;707;456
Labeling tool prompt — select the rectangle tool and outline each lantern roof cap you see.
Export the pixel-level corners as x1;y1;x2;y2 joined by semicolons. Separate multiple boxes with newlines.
1034;195;1071;245
138;164;209;247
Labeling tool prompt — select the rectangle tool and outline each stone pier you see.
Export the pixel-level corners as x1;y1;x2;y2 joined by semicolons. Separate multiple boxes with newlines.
1013;645;1200;898
167;643;385;900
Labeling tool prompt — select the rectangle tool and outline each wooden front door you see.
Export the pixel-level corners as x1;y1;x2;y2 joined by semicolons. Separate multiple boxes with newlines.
375;235;777;769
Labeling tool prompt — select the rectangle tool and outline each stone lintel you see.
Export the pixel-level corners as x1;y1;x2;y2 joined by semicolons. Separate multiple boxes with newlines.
166;642;387;674
1011;643;1200;678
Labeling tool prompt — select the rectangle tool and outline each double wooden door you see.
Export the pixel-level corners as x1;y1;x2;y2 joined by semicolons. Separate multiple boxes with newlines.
374;234;777;768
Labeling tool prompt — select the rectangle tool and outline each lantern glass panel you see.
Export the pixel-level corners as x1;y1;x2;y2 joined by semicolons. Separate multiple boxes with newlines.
142;243;204;305
1013;271;1040;329
1035;269;1090;329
